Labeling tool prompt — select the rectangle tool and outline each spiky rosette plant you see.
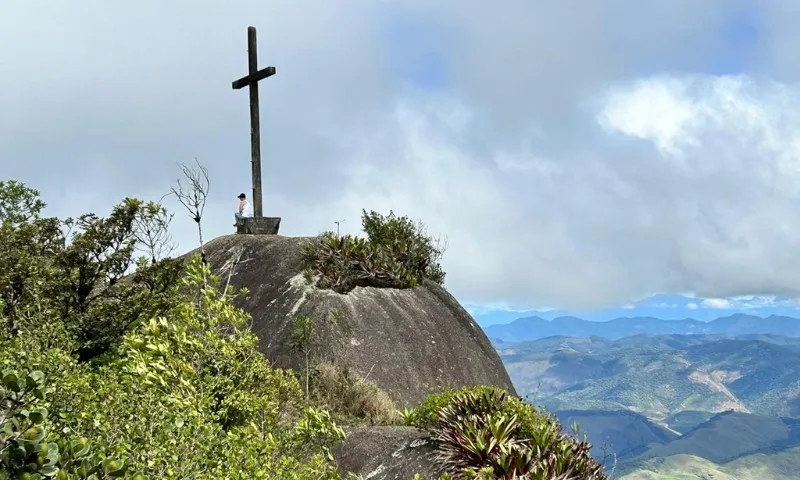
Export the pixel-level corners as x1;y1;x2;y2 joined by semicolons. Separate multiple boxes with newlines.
302;210;446;293
421;387;607;480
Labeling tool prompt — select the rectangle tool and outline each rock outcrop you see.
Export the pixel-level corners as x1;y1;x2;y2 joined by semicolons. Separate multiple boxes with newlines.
333;427;442;479
195;234;516;408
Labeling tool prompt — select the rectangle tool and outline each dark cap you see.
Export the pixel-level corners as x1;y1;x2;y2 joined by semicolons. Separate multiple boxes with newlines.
237;193;246;199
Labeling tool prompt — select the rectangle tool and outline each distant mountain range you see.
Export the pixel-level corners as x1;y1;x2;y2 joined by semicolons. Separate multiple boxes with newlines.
495;333;800;479
498;333;800;420
485;313;800;341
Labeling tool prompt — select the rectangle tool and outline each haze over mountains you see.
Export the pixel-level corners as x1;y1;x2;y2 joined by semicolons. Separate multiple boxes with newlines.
486;313;800;342
470;294;800;326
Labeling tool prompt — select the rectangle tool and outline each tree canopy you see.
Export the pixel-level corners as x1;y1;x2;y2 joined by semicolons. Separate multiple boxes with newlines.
0;180;344;479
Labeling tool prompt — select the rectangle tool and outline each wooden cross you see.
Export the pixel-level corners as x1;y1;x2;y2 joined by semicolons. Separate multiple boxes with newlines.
232;26;276;219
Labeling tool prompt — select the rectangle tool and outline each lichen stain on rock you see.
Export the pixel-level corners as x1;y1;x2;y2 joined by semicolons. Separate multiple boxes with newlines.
365;464;386;479
409;439;428;448
286;273;314;316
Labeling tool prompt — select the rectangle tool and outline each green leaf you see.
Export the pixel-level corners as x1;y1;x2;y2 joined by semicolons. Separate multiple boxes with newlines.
22;426;46;442
39;465;59;477
26;371;44;387
2;371;20;392
29;408;48;424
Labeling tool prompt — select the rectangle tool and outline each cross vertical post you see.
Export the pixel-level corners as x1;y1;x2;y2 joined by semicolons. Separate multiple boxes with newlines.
232;26;276;219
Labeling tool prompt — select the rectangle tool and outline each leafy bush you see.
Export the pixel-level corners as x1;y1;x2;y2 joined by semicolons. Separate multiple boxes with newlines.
405;386;607;479
0;180;348;479
302;210;445;293
1;368;144;480
0;181;183;360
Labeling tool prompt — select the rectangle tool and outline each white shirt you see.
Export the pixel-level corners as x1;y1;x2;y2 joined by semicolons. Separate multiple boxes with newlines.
241;200;254;218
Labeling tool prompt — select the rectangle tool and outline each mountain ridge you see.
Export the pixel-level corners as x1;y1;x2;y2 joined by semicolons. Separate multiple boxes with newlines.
499;333;800;420
487;313;800;341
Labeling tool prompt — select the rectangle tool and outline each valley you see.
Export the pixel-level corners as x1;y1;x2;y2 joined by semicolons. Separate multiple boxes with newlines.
494;328;800;479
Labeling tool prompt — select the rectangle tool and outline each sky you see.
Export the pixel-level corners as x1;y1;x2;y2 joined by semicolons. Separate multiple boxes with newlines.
5;1;800;320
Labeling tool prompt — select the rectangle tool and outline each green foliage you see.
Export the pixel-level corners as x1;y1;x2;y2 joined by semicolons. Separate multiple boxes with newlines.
1;368;144;479
403;386;513;433
0;180;348;479
0;185;182;359
406;386;607;479
291;315;318;399
0;181;46;225
302;210;445;293
47;256;345;478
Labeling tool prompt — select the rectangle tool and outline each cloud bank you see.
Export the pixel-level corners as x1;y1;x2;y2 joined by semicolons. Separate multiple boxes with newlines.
3;1;800;310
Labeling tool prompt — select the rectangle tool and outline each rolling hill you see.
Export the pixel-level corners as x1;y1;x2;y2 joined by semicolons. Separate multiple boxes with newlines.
496;333;800;478
617;446;800;480
499;334;800;421
621;411;800;467
558;410;800;477
553;410;678;462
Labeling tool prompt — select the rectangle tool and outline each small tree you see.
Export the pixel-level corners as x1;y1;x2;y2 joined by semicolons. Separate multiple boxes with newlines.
290;315;318;399
132;198;176;265
0;180;46;225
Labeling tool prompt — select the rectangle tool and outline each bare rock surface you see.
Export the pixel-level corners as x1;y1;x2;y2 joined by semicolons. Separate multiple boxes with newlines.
193;234;516;408
333;426;442;479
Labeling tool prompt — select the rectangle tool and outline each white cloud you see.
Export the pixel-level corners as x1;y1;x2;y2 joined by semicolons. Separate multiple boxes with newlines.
599;77;703;158
687;303;699;310
701;298;733;309
6;1;800;310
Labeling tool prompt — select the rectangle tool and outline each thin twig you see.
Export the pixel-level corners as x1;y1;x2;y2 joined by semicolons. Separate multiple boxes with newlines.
169;159;210;267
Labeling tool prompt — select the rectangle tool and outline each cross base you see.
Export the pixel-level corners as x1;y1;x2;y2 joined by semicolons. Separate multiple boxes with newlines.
236;217;281;235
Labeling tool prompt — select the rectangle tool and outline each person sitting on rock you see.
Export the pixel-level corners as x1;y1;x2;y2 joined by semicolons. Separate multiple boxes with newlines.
234;192;254;226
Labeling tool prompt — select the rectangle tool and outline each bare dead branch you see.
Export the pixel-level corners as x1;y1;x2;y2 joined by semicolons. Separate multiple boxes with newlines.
170;159;210;266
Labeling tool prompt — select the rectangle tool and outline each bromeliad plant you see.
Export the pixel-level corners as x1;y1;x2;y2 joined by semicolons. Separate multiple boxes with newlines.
302;210;446;293
406;386;607;480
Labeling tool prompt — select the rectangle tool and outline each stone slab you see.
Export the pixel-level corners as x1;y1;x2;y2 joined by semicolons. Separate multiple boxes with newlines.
236;217;281;235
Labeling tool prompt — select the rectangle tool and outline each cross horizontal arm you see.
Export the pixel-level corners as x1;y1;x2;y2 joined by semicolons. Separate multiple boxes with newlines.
232;66;276;89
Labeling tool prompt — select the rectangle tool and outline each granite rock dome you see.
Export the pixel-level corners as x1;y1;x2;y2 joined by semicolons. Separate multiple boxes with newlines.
192;234;515;408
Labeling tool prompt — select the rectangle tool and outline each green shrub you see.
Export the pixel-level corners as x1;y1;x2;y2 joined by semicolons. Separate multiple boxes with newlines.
0;180;350;479
1;368;145;480
405;386;607;479
302;210;445;293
